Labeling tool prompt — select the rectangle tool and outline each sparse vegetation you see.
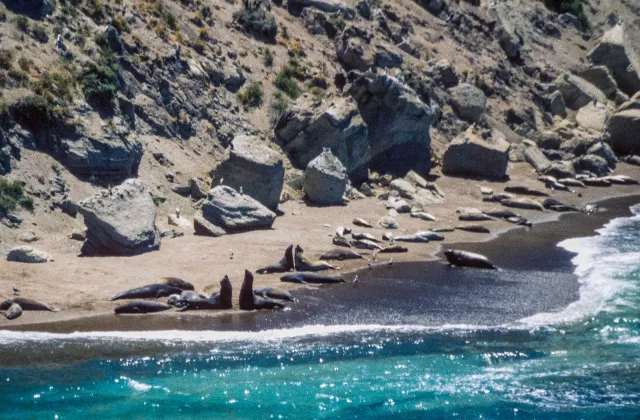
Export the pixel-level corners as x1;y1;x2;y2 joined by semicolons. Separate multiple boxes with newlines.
263;47;274;67
271;91;288;121
275;59;305;99
18;57;33;72
233;8;277;41
0;50;13;70
237;82;264;108
34;68;76;103
81;61;118;107
193;39;206;54
0;177;33;216
31;25;48;43
15;16;29;33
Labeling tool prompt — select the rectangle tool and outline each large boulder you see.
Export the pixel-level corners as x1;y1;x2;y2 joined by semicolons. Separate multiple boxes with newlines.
574;154;611;177
606;109;640;155
577;66;626;102
523;141;552;172
201;186;276;232
274;97;369;180
450;83;487;122
7;246;52;263
588;24;640;96
78;179;160;256
547;91;567;118
576;102;611;132
349;74;439;177
304;149;348;205
442;128;510;180
211;135;284;210
3;0;54;18
555;73;607;110
335;27;374;72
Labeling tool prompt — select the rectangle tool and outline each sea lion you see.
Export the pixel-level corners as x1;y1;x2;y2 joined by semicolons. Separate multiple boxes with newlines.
158;277;195;291
280;272;345;284
180;275;233;311
351;239;383;250
240;270;286;310
583;178;611;187
352;232;381;242
482;193;514;203
335;226;352;237
458;213;496;222
254;287;296;302
256;245;295;274
504;186;549;197
443;249;496;269
1;303;22;320
484;209;520;219
353;218;373;228
319;248;363;261
507;217;533;227
624;155;640;166
379;245;408;253
603;175;639;185
558;178;586;188
0;297;57;312
544;181;574;193
543;198;578;212
501;198;545;211
432;226;456;232
114;301;173;314
410;212;437;222
333;235;352;248
167;291;201;307
537;175;557;184
109;284;183;301
456;225;491;233
382;232;394;241
295;245;339;271
395;231;444;243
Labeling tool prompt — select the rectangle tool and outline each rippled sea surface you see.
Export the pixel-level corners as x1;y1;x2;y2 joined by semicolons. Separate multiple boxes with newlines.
1;205;639;419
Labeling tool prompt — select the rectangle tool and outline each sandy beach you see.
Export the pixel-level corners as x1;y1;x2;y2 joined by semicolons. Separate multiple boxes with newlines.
1;162;639;333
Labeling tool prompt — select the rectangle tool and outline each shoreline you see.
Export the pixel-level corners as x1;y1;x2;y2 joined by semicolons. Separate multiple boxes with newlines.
3;192;638;334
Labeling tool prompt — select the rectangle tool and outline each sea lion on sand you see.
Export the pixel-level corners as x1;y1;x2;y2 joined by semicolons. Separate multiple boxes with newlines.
0;297;57;312
180;276;233;311
507;217;533;227
603;175;639;185
504;186;549;197
295;245;339;271
1;303;22;320
444;249;496;269
483;193;514;203
379;245;408;253
114;301;173;314
158;277;195;291
501;198;545;211
395;231;444;243
335;226;352;237
254;287;296;302
351;239;383;250
458;213;496;222
256;245;295;274
353;218;373;228
558;178;585;188
167;291;201;307
410;212;437;222
543;198;578;212
352;232;381;242
456;225;490;234
484;209;519;219
109;284;183;301
333;235;352;248
320;249;363;261
240;270;286;310
281;272;345;284
583;178;611;187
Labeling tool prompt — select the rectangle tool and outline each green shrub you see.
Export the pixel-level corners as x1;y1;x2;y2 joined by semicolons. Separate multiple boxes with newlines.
0;49;13;70
233;8;277;41
193;39;206;54
274;59;305;99
0;177;33;216
263;47;273;67
271;91;288;121
31;25;48;43
237;82;263;107
34;69;76;103
81;62;117;107
15;16;29;33
18;56;33;71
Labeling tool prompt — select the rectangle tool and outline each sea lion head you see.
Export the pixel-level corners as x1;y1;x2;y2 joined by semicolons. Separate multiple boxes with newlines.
220;275;232;297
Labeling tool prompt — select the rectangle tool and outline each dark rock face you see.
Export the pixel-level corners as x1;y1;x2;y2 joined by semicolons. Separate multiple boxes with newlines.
78;179;160;256
349;74;439;177
2;0;54;18
443;128;510;180
212;135;284;211
607;109;640;155
588;24;640;96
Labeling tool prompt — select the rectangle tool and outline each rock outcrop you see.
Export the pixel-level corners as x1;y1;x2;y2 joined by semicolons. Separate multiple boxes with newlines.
450;83;487;122
576;102;611;132
607;96;640;155
555;73;607;110
275;97;369;180
349;74;439;177
443;128;510;180
78;179;160;256
588;24;640;96
200;186;276;232
7;246;52;263
304;149;348;205
212;135;285;210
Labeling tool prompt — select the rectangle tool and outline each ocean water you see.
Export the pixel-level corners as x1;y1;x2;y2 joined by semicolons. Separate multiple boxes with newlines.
1;205;639;419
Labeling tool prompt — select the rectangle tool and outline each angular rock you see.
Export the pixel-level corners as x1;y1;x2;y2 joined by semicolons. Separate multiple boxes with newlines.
543;162;576;179
555;73;607;110
576;102;611;132
212;135;284;210
389;179;416;199
201;186;276;232
104;26;124;55
374;45;403;69
336;28;374;71
547;91;567;118
442;128;510;180
78;179;160;256
168;214;193;230
573;154;611;177
587;142;616;169
523;142;552;173
275;98;369;180
588;24;640;96
450;83;487;122
193;213;226;237
7;246;51;263
607;109;640;155
577;66;622;100
304;149;348;205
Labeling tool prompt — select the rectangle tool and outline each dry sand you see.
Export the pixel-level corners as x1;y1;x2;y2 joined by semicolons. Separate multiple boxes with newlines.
1;162;639;330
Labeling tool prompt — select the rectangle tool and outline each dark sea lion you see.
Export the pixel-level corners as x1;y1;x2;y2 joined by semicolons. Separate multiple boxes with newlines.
379;245;408;253
484;209;520;219
352;232;381;242
333;235;352;248
256;245;295;274
353;218;373;228
351;239;383;250
504;186;549;197
582;178;611;187
501;198;545;211
0;297;57;312
114;301;173;314
319;249;363;261
507;217;533;227
456;225;491;234
109;284;183;301
180;275;233;311
624;155;640;166
543;198;578;212
254;287;296;302
1;303;22;320
483;193;514;203
240;270;286;310
295;245;339;271
167;291;201;307
158;277;195;291
444;249;496;269
281;272;345;284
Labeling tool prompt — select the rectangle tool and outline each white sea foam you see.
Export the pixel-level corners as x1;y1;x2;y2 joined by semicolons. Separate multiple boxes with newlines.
516;204;640;328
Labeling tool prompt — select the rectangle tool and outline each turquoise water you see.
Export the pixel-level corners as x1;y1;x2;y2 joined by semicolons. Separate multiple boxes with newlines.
1;205;639;419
